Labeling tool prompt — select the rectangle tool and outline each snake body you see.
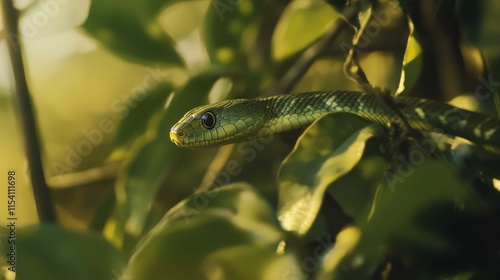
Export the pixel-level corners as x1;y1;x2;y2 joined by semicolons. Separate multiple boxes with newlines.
170;91;500;149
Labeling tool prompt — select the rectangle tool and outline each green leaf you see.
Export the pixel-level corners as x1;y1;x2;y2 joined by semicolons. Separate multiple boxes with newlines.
83;0;184;66
272;0;340;61
126;183;299;280
13;225;124;280
113;67;230;246
277;113;388;236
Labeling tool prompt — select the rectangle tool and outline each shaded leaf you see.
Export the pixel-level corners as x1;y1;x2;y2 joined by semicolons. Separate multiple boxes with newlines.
14;225;124;280
325;0;349;12
325;159;491;279
457;0;500;54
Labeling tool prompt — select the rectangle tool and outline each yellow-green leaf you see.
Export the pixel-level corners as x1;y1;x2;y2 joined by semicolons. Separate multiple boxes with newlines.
272;0;340;61
396;18;422;95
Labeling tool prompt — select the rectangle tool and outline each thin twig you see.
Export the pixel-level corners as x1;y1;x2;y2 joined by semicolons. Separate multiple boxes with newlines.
1;0;56;222
263;3;359;97
343;1;373;92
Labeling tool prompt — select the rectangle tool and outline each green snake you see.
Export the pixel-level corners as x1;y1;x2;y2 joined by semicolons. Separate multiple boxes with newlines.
170;91;500;150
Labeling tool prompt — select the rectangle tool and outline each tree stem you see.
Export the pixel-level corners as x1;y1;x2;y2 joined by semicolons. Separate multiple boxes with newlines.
1;0;56;223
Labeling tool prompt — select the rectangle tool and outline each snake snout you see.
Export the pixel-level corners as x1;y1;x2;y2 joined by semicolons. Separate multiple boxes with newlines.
169;129;185;146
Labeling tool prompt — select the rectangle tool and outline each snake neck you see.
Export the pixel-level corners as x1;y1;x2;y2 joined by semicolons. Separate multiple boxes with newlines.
256;91;382;136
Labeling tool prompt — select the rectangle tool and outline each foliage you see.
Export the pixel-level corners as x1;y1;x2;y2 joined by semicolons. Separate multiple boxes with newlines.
4;0;500;279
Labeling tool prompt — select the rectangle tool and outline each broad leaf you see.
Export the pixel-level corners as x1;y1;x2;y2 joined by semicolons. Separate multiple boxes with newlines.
278;112;388;236
272;0;340;61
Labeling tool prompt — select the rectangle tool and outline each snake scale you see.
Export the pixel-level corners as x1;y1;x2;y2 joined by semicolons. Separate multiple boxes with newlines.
170;91;500;150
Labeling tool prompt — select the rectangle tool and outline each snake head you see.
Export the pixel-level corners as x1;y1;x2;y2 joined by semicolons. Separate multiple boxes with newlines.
170;99;266;148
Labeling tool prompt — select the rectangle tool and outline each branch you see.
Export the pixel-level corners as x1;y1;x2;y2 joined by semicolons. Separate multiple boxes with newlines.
1;0;56;222
47;163;122;189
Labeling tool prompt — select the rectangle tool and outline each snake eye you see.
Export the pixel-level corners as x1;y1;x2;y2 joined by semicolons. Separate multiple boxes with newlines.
200;111;216;129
